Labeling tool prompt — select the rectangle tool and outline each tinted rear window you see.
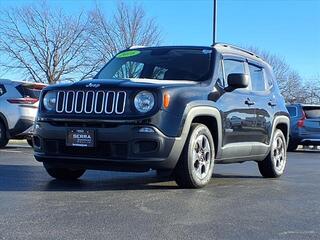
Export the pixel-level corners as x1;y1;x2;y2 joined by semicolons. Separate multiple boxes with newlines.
303;107;320;119
286;106;297;117
17;84;46;99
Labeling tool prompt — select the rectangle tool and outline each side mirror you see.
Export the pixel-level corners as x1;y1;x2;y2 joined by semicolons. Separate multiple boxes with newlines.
226;73;249;91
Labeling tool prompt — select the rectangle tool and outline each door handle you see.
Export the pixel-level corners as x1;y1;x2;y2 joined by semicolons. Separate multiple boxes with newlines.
268;101;277;107
245;98;255;106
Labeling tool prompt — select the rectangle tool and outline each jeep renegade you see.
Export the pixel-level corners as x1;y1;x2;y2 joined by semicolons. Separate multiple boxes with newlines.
33;44;290;188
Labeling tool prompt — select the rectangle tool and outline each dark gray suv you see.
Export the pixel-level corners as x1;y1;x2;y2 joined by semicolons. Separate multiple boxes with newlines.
33;44;290;188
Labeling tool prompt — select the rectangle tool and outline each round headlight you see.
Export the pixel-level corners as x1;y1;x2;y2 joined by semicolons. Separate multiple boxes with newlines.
43;91;57;111
134;91;155;113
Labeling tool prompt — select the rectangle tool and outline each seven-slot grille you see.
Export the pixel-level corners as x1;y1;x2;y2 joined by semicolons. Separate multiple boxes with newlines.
55;90;126;114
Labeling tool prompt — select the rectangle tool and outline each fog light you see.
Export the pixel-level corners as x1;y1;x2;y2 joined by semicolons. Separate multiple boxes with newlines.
138;127;155;133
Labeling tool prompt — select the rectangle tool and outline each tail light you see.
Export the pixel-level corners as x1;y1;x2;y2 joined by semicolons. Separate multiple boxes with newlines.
7;98;38;104
297;111;306;128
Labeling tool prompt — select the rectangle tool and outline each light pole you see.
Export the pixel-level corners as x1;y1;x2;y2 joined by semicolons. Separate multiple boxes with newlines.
212;0;217;45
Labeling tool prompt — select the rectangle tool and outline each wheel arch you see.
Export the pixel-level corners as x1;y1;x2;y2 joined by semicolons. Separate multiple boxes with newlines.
271;116;290;146
179;106;223;158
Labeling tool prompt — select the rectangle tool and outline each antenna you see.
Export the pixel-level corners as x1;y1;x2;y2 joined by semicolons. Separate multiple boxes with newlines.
212;0;217;46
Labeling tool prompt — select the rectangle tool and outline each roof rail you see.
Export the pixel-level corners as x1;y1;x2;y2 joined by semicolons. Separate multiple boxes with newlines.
215;43;260;59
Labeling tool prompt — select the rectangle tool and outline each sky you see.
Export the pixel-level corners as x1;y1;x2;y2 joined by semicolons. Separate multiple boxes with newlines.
0;0;319;80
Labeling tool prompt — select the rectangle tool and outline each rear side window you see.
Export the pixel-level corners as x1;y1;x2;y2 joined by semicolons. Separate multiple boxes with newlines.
16;84;46;99
249;64;265;91
0;84;6;96
303;107;320;119
286;106;297;117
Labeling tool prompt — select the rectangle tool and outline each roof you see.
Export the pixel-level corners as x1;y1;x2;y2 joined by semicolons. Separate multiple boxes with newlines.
128;43;269;66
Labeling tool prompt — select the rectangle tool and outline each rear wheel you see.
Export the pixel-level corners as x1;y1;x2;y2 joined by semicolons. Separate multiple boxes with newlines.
44;163;86;180
0;121;9;148
174;123;215;188
258;129;287;178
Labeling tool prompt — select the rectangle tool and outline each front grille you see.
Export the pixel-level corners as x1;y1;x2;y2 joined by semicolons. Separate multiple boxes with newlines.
56;90;126;115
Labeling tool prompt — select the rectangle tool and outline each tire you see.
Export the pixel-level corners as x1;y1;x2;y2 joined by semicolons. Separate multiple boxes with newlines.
287;138;298;152
27;139;34;148
258;129;287;178
0;121;9;148
174;123;215;188
44;163;86;180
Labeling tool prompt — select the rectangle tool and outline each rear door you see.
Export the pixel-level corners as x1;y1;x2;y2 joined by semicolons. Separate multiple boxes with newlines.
247;62;275;147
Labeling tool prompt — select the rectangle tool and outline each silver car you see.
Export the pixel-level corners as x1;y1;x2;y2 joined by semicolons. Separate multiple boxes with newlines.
0;79;46;148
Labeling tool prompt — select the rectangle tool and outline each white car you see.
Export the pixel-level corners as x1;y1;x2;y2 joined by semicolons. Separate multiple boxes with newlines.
0;79;46;148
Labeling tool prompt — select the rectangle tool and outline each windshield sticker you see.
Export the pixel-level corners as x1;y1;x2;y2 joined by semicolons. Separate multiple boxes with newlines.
116;50;141;58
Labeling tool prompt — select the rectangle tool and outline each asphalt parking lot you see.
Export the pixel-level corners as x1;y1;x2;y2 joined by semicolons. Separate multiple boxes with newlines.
0;141;319;240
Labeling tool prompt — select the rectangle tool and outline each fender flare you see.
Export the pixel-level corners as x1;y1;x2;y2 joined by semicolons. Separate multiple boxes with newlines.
178;106;223;157
270;115;290;146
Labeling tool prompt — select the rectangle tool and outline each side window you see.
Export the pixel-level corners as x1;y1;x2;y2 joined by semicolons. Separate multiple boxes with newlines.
264;68;274;89
0;84;6;96
249;64;265;91
113;61;144;79
223;59;245;86
216;60;224;87
286;106;297;117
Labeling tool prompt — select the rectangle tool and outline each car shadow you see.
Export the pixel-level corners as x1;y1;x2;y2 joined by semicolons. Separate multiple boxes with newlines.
0;164;262;192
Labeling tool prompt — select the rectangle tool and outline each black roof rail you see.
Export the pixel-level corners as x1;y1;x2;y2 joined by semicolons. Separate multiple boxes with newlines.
215;43;261;59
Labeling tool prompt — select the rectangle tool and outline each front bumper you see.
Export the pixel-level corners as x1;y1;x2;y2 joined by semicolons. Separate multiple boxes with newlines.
9;118;34;139
33;121;184;171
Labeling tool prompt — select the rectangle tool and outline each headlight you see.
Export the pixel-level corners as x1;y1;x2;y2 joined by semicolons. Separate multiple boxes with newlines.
134;91;155;113
43;91;57;111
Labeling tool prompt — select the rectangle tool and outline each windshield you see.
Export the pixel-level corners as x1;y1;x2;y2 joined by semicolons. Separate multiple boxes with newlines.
95;48;213;81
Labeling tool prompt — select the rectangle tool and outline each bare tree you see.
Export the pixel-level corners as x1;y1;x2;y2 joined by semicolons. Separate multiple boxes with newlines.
89;2;161;66
303;74;320;104
0;3;101;84
244;46;308;103
0;2;161;84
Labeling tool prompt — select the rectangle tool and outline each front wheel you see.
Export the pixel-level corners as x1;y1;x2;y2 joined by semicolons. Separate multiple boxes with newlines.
174;123;215;188
258;129;287;178
44;163;86;180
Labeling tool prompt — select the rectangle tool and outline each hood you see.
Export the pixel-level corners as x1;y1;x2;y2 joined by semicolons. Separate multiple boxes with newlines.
45;78;198;91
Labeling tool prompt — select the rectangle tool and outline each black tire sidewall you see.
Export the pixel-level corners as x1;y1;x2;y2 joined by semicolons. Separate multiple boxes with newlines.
0;121;9;148
43;162;85;180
